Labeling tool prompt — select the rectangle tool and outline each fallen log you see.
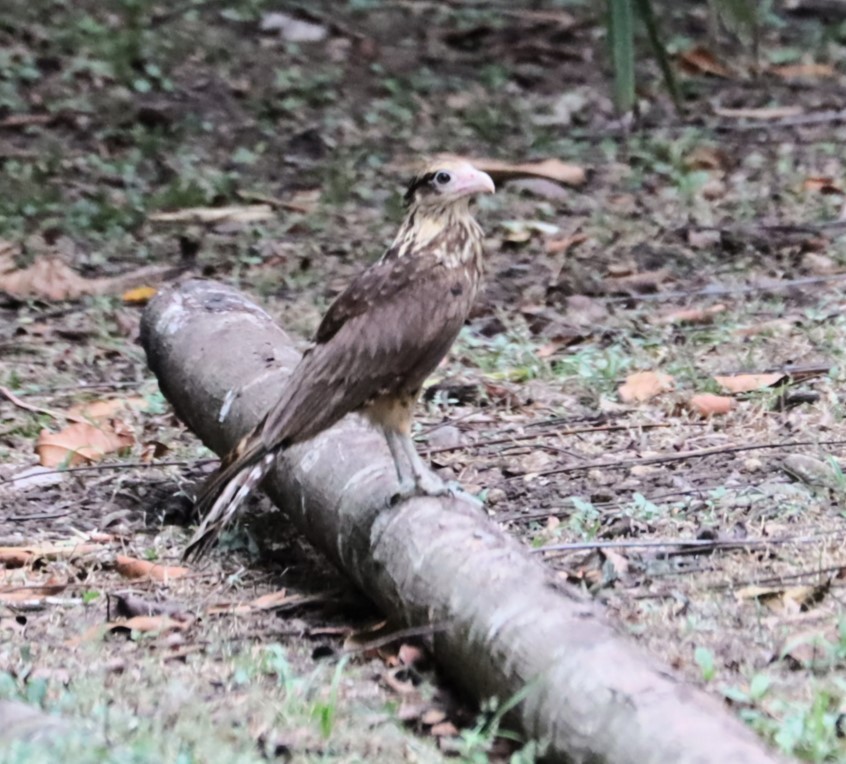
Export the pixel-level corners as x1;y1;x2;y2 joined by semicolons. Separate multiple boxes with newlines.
141;279;784;764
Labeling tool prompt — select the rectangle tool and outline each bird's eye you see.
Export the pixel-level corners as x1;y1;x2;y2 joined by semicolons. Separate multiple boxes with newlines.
434;171;451;185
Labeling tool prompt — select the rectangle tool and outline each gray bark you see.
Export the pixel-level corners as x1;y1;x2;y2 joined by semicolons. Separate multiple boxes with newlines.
141;279;785;764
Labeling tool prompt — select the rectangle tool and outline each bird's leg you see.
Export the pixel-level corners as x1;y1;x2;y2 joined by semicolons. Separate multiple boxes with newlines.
398;432;448;496
382;428;448;500
383;427;417;498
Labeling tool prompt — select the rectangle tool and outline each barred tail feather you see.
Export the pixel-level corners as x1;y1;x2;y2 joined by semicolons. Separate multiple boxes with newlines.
183;450;276;561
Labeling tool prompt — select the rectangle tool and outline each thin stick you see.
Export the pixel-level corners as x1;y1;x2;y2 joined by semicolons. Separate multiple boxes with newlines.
507;438;846;481
342;622;448;654
0;459;214;485
532;532;841;554
424;421;680;456
0;386;89;424
604;272;846;303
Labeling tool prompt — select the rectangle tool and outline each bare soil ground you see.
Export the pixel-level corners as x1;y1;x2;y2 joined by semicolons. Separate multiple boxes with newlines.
2;1;846;761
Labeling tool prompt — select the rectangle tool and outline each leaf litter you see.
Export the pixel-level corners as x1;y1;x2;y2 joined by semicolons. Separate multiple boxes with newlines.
2;2;846;761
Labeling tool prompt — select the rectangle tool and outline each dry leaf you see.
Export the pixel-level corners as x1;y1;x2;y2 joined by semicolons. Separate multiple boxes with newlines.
35;420;134;467
122;285;157;304
714;105;804;121
714;372;786;393
148;205;275;224
657;304;726;325
602;268;670;294
544;233;587;254
0;582;67;604
688;393;735;417
420;708;447;726
771;63;835;79
430;721;459;738
115;555;189;582
684;146;728;172
803;177;844;195
0;241;173;301
118;615;188;633
678;46;732;78
736;583;827;614
67;397;147;422
460;157;586;187
397;643;425;667
0;543;103;568
618;371;675;403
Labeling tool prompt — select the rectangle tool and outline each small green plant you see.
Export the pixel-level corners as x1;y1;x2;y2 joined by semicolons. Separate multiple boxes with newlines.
312;656;348;738
694;646;716;682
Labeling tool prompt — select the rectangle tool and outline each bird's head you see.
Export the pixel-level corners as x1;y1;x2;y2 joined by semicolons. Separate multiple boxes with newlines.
403;158;495;212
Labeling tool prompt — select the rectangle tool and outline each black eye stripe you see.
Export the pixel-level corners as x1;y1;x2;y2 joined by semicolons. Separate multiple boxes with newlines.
403;171;437;204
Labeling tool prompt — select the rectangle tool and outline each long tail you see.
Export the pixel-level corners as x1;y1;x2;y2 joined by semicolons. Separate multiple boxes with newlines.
183;439;277;561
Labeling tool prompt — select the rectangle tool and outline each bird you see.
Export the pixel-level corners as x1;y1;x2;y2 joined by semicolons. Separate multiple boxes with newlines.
184;157;495;560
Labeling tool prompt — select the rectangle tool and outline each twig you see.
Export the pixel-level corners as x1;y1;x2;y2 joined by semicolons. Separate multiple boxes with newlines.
0;459;214;485
714;107;846;132
0;114;54;129
714;563;846;592
506;438;846;481
424;420;682;456
532;532;840;554
0;386;89;424
604;269;846;305
342;622;448;654
7;512;71;522
236;190;313;214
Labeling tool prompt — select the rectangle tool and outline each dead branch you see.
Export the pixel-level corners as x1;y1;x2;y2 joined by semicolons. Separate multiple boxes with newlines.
141;279;785;764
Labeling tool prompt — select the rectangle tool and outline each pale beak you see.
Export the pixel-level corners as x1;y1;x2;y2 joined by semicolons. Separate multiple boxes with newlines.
454;167;496;197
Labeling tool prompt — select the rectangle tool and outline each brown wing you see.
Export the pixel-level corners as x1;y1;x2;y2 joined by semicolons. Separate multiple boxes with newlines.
258;257;477;448
315;252;416;344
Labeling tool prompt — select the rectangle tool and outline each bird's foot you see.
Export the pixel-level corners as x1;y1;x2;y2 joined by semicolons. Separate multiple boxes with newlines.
389;470;447;505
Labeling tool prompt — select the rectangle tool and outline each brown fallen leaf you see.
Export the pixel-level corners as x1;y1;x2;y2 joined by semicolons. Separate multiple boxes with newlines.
397;643;425;668
420;708;447;726
73;615;189;644
67;397;148;422
684;146;728;172
602;268;670;295
148;205;275;224
771;63;836;79
0;582;67;604
678;46;732;78
618;371;675;403
657;304;726;325
0;543;103;569
122;285;157;305
117;615;190;633
544;233;588;255
736;583;827;614
115;555;190;582
459;157;586;187
430;721;459;738
803;177;844;195
713;105;804;121
688;393;735;417
714;372;786;393
35;420;134;468
0;241;175;301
